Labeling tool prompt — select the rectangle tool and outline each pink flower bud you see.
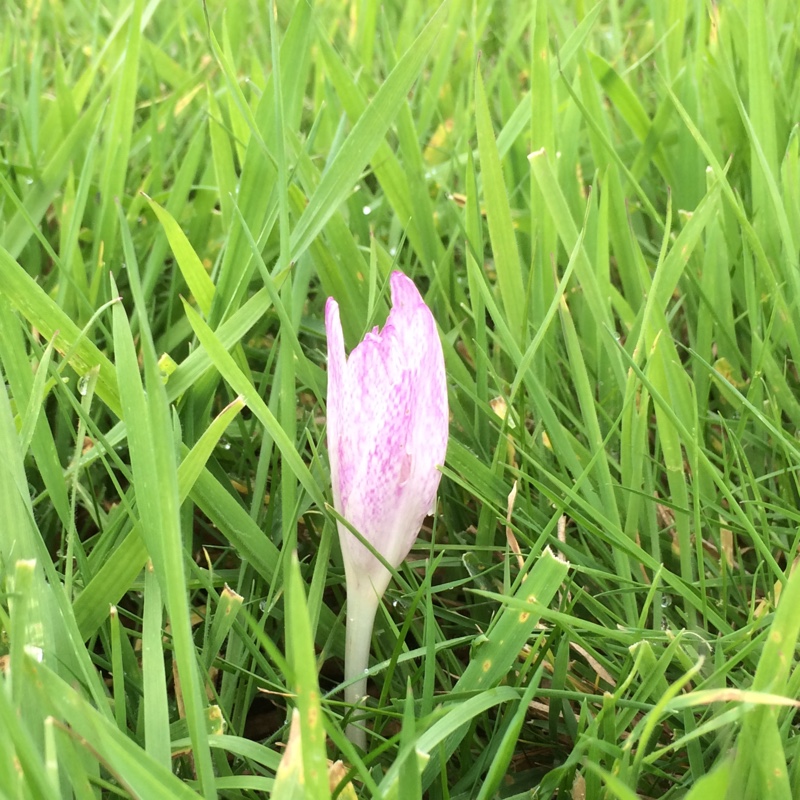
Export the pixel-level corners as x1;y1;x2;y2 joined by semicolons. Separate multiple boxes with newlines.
325;271;448;746
326;271;449;593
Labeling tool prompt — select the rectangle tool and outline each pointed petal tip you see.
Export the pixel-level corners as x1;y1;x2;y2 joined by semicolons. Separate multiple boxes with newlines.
325;294;340;322
325;296;345;356
390;271;425;309
325;295;345;366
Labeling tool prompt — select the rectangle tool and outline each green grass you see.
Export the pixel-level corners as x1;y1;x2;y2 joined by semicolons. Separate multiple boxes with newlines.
2;0;800;797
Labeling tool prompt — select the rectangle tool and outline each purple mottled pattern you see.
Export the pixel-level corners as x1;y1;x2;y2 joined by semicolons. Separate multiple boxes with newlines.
325;272;449;592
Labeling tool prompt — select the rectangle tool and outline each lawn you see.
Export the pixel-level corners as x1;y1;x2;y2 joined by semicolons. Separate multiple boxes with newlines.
2;0;800;797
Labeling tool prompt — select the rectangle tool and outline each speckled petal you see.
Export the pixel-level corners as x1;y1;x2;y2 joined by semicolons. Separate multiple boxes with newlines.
338;326;414;569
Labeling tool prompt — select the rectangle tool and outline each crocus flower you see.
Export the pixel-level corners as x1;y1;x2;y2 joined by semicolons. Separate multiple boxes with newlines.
326;271;448;748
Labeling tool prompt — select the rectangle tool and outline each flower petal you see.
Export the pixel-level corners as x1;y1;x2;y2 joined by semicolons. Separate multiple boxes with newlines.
386;271;438;370
325;297;346;510
338;325;415;568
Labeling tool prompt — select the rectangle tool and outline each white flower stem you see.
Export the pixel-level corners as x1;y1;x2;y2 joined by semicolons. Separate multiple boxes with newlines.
344;579;382;749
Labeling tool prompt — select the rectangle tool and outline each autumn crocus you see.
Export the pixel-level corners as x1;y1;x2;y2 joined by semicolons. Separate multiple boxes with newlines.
326;271;449;748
